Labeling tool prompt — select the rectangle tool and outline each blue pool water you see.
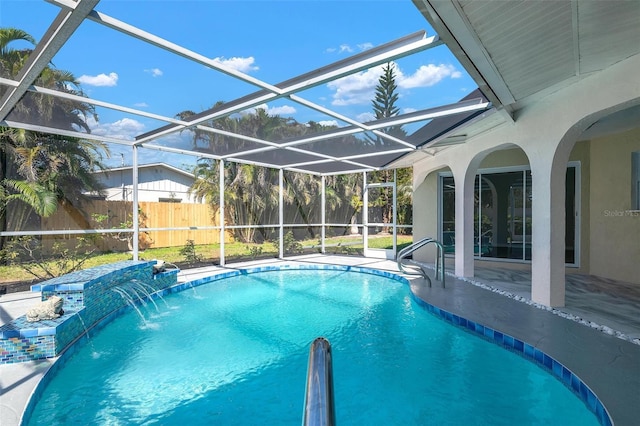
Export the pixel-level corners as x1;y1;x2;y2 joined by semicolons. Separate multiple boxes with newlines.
28;269;598;425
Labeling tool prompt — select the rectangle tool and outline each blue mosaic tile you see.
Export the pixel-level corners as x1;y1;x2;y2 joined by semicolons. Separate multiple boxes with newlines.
552;359;563;377
18;328;38;338
404;284;612;425
1;260;177;366
483;327;494;339
571;373;581;393
513;339;524;353
562;366;573;386
524;343;535;358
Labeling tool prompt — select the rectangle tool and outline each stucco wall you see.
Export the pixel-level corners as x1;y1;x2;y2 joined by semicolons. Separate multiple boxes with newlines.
413;167;446;263
588;128;640;284
479;148;529;169
412;144;593;270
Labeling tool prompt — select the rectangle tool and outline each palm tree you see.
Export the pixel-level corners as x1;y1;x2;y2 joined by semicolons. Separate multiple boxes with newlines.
0;27;108;254
0;28;35;78
283;170;322;237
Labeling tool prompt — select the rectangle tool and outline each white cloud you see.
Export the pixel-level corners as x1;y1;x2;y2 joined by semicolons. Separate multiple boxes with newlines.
145;68;163;77
267;105;296;115
403;107;417;114
397;64;461;89
327;42;372;55
212;56;259;73
77;72;118;87
317;120;339;127
327;62;462;106
327;67;384;106
88;117;146;140
134;102;149;108
357;112;375;123
243;103;296;116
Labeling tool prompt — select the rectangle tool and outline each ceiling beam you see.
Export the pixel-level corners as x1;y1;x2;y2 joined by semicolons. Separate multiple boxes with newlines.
135;32;441;143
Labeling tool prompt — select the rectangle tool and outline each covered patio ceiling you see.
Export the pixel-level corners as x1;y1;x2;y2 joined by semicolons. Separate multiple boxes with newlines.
0;0;494;176
409;0;640;148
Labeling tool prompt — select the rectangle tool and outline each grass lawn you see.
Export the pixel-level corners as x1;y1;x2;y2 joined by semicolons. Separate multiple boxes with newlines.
0;235;413;288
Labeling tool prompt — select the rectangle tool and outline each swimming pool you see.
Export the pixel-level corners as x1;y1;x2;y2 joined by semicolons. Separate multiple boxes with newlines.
26;267;600;425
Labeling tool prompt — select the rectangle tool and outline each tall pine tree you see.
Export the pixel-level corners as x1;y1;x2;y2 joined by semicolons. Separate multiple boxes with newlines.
371;62;406;144
368;62;412;233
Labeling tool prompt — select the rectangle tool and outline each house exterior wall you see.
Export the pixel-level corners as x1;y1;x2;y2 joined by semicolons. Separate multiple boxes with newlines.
413;134;638;286
413;144;593;274
412;52;640;306
588;128;640;283
95;166;203;203
413;168;444;261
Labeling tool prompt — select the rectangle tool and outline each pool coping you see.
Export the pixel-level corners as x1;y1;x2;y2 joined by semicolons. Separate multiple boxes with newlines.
2;258;638;425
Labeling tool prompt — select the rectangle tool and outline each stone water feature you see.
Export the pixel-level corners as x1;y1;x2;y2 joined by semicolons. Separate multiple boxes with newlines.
0;260;178;364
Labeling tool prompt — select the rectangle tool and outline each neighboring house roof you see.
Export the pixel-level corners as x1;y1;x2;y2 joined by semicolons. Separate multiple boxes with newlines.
89;163;200;202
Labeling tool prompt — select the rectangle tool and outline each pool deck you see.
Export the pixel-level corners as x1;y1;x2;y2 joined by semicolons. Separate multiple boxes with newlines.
1;254;639;425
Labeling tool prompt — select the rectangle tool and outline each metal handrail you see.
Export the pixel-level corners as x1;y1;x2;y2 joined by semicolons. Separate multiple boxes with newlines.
396;237;445;287
303;337;335;426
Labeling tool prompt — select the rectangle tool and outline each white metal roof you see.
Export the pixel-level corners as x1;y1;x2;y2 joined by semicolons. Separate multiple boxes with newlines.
5;1;637;175
0;0;492;176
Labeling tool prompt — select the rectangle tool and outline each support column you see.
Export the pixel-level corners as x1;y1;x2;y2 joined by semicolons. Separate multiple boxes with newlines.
321;175;326;254
530;158;567;307
279;169;284;259
219;159;225;266
452;163;476;277
362;172;368;253
132;145;139;261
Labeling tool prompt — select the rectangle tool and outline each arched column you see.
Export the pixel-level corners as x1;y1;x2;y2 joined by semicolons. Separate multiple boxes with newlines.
529;154;568;306
451;160;477;277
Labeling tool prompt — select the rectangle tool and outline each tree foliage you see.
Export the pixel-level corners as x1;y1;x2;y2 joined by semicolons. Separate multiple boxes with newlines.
368;62;413;231
0;28;107;222
0;27;109;258
182;62;416;244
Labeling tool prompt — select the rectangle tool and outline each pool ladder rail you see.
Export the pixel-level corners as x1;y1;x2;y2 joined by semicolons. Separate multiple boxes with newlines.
303;337;335;426
396;237;445;288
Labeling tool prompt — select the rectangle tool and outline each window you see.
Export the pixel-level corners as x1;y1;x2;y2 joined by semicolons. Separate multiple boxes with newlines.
440;164;579;264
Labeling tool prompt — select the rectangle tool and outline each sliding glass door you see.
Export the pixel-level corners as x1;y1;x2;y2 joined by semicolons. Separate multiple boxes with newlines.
440;165;578;264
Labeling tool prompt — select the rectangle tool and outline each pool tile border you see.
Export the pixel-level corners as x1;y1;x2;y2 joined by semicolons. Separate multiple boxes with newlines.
410;295;612;426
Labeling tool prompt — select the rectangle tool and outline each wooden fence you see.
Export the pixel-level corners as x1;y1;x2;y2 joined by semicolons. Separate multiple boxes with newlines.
41;200;232;251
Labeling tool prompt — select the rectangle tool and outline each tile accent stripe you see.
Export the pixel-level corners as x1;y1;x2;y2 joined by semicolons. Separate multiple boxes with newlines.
410;294;612;426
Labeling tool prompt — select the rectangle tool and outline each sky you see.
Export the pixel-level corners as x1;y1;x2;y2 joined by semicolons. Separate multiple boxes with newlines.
1;0;477;169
